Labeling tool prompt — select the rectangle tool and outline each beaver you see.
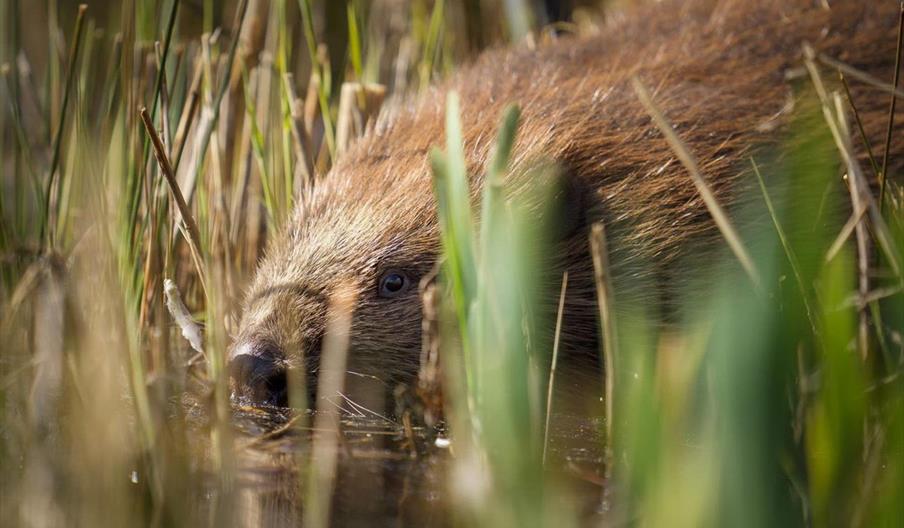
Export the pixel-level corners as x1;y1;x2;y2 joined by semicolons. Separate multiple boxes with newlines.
229;0;902;406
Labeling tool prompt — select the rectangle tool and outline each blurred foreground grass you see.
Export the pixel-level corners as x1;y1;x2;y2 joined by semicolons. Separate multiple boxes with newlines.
1;0;903;527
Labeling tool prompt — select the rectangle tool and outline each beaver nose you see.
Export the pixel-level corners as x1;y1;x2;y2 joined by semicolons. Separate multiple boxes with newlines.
229;344;288;407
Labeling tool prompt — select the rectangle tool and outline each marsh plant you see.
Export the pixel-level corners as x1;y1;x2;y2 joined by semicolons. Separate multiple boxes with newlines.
0;0;902;527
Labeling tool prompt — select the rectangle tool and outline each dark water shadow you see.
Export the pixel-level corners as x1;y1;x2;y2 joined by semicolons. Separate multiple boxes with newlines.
181;387;606;527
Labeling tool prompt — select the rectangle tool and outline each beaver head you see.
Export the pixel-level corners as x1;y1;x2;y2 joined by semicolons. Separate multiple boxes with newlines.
229;143;442;406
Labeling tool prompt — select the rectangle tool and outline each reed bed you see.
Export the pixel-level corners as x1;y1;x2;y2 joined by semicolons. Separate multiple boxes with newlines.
1;1;902;527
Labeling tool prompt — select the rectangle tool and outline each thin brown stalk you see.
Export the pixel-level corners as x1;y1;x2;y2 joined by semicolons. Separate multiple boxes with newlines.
836;95;873;359
182;0;251;208
200;36;227;219
152;241;170;395
140;211;163;376
632;77;762;290
2;67;41;206
146;0;180;126
820;74;904;366
304;72;323;159
393;36;414;94
806;49;873;356
543;271;568;467
335;82;387;158
843;286;904;311
590;224;617;466
805;45;903;281
172;59;203;167
825;205;869;263
817;52;904;100
139;106;208;298
283;72;314;193
42;4;88;245
305;286;357;528
0;261;45;337
153;41;172;149
229;71;258;248
839;72;881;180
417;270;444;423
334;82;359;159
880;2;904;208
137;216;157;333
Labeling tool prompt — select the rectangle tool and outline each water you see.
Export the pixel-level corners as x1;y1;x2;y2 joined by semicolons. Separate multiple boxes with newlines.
196;404;608;527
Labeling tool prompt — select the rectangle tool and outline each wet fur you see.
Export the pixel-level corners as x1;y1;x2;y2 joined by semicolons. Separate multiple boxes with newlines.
235;0;902;391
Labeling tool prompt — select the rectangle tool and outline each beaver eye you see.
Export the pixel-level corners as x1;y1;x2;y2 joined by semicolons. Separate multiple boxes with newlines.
378;270;410;298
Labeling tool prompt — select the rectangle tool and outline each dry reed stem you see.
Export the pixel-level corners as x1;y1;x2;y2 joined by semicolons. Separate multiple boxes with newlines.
805;48;876;357
178;0;251;210
137;215;157;334
43;4;87;245
139;106;208;298
590;224;617;465
842;286;904;311
303;72;322;150
335;82;387;158
839;72;881;179
283;72;314;193
153;41;172;149
230;71;257;248
200;37;229;237
804;45;903;279
416;266;445;426
1;260;45;336
305;285;357;528
172;60;203;167
543;271;568;467
1;66;40;199
835;94;878;358
632;77;762;290
880;2;904;207
825;205;869;263
817;52;904;100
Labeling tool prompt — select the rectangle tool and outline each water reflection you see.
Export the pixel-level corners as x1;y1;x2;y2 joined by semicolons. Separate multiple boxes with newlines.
210;403;604;527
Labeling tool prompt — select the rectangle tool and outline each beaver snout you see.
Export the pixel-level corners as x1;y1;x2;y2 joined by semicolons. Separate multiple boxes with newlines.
229;342;288;407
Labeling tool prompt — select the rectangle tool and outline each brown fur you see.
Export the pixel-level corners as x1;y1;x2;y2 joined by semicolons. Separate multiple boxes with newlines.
232;0;902;399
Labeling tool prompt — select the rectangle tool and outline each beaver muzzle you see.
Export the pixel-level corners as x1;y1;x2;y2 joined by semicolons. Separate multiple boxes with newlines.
229;341;288;407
